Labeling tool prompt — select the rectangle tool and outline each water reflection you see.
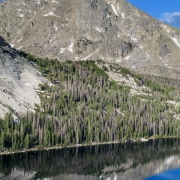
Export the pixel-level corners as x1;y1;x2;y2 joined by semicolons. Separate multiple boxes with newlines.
0;138;180;180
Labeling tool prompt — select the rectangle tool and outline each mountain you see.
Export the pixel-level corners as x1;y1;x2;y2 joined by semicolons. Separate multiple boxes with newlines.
0;36;47;119
1;0;180;153
0;48;180;151
1;0;180;78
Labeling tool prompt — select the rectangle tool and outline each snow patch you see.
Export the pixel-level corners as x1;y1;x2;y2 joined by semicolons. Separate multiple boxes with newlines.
172;37;180;47
19;14;24;18
60;48;66;54
52;0;59;3
145;53;150;58
36;0;41;4
17;46;23;50
54;24;58;30
131;37;138;42
43;11;57;17
49;36;56;43
17;38;23;43
140;46;143;49
68;42;74;53
10;44;15;48
116;59;122;63
124;56;130;60
25;83;33;88
107;14;110;18
95;27;103;33
111;4;118;16
164;64;172;69
12;38;17;43
99;55;104;60
121;13;125;19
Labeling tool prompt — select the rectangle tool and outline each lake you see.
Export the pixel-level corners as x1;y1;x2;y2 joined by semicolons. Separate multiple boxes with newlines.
0;138;180;180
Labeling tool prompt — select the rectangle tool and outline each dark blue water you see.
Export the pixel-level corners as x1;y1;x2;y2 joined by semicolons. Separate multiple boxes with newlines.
0;138;180;180
145;168;180;180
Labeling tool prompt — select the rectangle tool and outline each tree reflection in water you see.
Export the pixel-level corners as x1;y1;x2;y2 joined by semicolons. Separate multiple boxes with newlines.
0;138;180;180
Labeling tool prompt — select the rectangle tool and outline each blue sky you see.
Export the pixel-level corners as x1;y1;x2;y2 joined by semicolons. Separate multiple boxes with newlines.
127;0;180;29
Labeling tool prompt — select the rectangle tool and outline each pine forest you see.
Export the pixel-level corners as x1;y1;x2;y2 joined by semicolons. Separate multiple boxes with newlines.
1;52;180;151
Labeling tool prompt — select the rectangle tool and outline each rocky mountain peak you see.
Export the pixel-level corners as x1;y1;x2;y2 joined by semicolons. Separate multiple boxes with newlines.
0;0;180;78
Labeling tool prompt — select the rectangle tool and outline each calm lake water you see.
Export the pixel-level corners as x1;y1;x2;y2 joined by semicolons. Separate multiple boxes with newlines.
0;138;180;180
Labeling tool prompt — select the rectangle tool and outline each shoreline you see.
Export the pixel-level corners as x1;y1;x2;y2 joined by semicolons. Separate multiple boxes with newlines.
0;136;179;156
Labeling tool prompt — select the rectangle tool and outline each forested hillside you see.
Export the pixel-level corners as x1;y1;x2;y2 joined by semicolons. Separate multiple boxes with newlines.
1;53;180;151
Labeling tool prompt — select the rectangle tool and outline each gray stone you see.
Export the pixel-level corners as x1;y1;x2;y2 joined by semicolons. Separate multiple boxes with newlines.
0;0;180;78
0;36;47;118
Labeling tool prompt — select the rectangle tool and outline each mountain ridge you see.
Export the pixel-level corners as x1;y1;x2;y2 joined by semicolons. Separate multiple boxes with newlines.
1;0;180;78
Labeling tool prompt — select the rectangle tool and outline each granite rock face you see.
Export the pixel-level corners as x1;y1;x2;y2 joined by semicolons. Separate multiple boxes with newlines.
0;36;47;118
0;0;180;77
